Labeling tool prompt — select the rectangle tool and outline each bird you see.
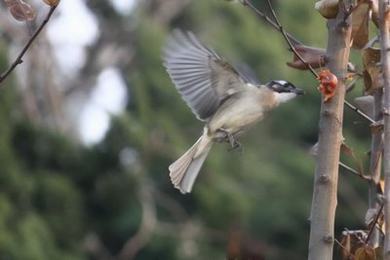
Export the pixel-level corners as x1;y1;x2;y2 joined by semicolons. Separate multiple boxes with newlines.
163;30;304;194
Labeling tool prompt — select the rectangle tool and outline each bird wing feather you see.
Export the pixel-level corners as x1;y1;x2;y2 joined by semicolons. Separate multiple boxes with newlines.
163;30;248;121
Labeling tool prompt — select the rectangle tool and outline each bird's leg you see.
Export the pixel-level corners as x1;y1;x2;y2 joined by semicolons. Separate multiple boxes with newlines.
216;128;241;151
214;129;227;143
227;134;241;151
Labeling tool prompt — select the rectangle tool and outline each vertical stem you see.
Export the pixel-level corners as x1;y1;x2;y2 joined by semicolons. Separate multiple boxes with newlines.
368;89;383;248
308;6;352;260
380;0;390;257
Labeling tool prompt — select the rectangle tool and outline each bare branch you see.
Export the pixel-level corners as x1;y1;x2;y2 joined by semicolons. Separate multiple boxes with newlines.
308;2;352;258
264;0;319;78
345;100;376;124
242;0;317;77
339;161;372;182
0;5;58;85
240;0;301;45
365;203;384;244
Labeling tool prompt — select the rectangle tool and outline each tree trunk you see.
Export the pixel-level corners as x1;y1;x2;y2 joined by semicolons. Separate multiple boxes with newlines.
380;0;390;258
308;6;352;260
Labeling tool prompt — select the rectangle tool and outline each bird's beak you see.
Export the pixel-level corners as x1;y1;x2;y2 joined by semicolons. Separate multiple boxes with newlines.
294;88;305;96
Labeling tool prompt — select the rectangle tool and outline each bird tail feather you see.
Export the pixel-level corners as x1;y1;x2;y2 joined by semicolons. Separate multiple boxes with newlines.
169;131;212;194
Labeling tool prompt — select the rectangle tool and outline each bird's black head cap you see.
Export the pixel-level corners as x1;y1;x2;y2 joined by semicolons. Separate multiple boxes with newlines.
266;80;305;95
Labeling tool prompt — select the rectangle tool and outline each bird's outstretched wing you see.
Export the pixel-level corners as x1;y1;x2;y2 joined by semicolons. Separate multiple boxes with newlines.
163;30;248;121
233;63;261;86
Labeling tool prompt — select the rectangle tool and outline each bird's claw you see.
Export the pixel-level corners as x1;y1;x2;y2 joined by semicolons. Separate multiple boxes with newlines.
228;140;242;153
217;128;242;152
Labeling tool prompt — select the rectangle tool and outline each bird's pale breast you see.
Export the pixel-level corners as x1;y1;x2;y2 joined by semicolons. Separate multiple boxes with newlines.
207;89;272;136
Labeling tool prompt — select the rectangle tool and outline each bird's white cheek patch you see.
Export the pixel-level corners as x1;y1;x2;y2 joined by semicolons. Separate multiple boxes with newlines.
274;92;297;103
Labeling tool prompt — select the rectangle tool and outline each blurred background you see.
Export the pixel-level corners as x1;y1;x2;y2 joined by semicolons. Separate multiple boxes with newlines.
0;0;374;259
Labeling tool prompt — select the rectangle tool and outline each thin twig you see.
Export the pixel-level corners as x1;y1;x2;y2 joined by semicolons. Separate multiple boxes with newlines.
0;5;58;85
243;0;376;124
339;161;372;182
241;0;301;46
365;203;384;244
345;100;376;124
339;161;360;176
264;0;319;78
334;238;347;251
334;238;353;258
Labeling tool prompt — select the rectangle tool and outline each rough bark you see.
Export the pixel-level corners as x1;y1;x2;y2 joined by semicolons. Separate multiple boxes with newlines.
380;0;390;257
308;6;352;260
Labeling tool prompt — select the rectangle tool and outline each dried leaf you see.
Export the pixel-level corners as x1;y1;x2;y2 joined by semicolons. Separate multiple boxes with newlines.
340;233;352;259
354;246;376;260
351;1;370;49
379;179;384;194
315;0;339;19
339;230;367;259
370;0;379;28
43;0;60;6
370;122;384;135
341;142;354;157
286;44;326;70
340;140;366;176
362;47;383;94
4;0;36;21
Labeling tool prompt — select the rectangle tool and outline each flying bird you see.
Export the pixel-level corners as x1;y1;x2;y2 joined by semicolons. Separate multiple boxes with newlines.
163;30;304;194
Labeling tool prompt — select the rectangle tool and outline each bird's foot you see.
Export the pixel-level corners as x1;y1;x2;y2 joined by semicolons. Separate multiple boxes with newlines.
228;140;242;153
217;128;242;152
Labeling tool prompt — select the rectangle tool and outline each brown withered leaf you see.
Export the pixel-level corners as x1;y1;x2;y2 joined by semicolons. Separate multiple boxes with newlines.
379;179;384;194
287;45;326;70
362;47;383;94
43;0;60;6
4;0;36;21
341;142;354;157
340;233;352;260
339;231;368;259
340;141;366;176
370;121;384;135
351;0;370;49
370;0;380;27
314;0;339;19
354;245;376;260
